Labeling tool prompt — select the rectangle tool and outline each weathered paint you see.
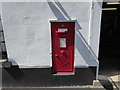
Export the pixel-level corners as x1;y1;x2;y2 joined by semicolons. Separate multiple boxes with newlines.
51;22;75;74
1;1;102;69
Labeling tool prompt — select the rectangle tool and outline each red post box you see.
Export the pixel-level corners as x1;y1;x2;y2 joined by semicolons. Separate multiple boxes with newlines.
51;22;75;74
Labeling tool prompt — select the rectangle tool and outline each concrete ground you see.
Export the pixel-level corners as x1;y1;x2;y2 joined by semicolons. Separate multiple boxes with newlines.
0;60;120;90
93;74;120;90
94;62;120;90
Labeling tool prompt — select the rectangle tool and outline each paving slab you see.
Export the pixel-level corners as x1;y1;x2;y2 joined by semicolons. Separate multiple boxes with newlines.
109;75;120;89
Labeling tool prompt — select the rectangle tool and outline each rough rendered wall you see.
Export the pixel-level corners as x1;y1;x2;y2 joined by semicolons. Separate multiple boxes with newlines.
90;1;103;57
1;1;100;68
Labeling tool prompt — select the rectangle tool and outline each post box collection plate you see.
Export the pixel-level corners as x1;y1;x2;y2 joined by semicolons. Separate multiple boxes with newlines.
51;22;75;74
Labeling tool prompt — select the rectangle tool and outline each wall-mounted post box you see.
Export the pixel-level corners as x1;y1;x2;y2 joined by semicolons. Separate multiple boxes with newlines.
51;22;75;74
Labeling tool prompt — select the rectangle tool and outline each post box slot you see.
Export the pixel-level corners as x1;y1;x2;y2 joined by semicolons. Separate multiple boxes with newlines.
58;28;68;31
56;28;68;33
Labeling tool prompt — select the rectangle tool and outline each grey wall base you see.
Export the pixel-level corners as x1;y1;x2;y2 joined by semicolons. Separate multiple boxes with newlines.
2;61;12;68
2;67;96;87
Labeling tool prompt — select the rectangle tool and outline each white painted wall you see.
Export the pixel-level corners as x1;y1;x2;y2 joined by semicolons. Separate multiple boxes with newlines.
1;1;102;68
90;1;103;58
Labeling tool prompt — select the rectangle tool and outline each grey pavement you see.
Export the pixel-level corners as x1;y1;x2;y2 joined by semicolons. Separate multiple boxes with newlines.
0;60;119;90
1;69;119;90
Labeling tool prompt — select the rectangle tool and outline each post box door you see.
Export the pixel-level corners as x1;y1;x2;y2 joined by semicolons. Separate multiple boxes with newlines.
51;22;75;74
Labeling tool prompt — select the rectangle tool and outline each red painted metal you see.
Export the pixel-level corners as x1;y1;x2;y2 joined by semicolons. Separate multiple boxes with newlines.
51;22;75;74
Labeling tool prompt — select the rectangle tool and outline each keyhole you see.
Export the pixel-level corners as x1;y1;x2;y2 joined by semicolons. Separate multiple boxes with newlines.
61;24;64;27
